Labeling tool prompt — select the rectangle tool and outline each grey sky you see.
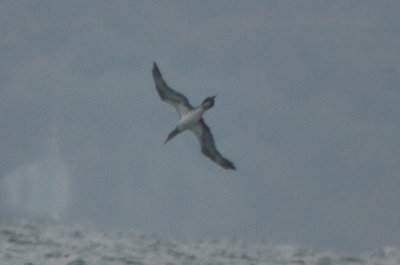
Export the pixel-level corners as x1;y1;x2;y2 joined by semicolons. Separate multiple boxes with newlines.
1;1;399;253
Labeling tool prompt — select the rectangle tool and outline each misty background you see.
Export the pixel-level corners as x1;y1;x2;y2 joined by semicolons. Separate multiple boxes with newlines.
1;1;399;253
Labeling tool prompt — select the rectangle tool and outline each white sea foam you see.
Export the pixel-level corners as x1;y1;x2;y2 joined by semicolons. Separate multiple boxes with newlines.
0;221;399;265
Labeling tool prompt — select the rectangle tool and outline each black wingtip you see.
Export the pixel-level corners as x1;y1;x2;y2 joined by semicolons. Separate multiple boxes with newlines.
221;159;236;170
227;162;236;171
153;62;162;77
152;62;161;76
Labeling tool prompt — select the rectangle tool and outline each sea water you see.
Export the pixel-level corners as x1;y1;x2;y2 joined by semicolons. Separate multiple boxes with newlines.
0;221;398;265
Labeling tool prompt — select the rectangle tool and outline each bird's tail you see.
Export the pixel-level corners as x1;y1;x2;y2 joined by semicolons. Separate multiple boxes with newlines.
164;127;182;144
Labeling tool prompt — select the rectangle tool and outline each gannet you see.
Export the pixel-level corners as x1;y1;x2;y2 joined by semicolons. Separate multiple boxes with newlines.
152;62;236;170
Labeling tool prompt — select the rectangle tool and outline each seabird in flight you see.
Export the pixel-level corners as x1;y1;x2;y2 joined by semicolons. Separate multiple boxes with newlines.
152;62;236;170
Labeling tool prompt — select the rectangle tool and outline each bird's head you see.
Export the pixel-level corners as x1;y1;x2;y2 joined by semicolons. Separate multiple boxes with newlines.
201;95;216;110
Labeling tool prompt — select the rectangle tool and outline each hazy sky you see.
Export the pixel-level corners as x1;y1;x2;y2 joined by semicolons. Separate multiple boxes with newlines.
1;1;399;253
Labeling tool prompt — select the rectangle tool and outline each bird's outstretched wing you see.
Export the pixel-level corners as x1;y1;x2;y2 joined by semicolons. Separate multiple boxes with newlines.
190;119;236;170
152;62;193;117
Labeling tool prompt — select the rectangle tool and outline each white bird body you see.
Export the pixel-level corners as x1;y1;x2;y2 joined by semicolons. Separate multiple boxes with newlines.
178;107;206;130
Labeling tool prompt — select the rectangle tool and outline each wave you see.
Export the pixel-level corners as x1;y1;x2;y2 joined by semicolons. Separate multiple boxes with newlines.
0;221;398;265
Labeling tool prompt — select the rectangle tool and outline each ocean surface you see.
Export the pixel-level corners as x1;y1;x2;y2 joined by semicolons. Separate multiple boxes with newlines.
0;221;399;265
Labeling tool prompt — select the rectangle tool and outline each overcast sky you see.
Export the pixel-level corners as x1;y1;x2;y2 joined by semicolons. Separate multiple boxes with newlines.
1;1;399;253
